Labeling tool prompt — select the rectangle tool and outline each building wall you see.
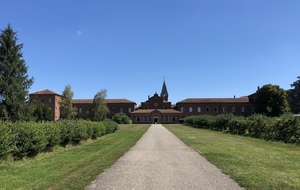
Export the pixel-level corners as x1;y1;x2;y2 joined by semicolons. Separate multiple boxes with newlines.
30;94;61;121
176;102;255;118
73;102;136;120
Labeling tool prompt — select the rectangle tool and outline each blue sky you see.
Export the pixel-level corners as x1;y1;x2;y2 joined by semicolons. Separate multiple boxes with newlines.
1;0;299;105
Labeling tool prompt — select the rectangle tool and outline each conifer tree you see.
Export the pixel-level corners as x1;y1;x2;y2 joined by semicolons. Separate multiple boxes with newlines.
0;24;34;121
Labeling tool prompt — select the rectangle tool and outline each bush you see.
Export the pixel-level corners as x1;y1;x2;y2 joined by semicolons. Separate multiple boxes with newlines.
103;119;118;134
42;122;61;149
0;122;16;158
184;113;300;145
184;115;214;129
113;113;131;124
0;119;119;160
14;122;47;158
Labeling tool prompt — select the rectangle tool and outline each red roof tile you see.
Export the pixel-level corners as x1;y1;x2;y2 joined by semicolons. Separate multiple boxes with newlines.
177;97;250;103
30;89;61;96
73;99;136;104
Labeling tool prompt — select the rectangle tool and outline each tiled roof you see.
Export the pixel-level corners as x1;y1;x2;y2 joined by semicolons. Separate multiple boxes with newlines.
131;109;181;114
73;99;136;104
177;97;250;103
30;89;61;96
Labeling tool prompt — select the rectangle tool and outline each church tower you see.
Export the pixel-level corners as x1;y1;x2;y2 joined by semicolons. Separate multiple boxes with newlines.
160;79;169;101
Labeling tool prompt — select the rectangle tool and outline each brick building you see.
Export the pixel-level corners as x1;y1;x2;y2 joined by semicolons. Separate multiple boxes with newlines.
29;89;62;121
30;81;256;122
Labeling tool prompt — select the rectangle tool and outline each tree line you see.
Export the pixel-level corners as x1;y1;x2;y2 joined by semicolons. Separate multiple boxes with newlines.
0;24;300;122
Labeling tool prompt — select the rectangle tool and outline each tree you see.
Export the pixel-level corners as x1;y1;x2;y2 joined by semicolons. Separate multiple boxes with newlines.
289;76;300;114
0;24;34;121
256;84;290;117
33;100;52;122
91;89;109;121
59;84;77;119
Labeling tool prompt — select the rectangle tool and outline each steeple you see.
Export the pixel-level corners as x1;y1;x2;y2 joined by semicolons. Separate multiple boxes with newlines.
160;78;169;101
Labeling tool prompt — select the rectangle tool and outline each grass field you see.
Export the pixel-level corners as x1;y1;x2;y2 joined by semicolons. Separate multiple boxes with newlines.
165;124;300;190
0;124;150;190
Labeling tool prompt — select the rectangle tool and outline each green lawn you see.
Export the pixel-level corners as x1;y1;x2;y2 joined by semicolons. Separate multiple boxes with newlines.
164;124;300;190
0;124;150;190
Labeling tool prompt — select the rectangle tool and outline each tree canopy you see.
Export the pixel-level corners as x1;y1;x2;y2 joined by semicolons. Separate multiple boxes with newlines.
288;76;300;114
91;89;109;121
0;24;34;121
59;84;77;119
256;84;290;117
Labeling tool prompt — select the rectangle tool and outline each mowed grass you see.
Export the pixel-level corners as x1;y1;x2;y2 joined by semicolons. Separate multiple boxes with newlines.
165;124;300;190
0;124;150;190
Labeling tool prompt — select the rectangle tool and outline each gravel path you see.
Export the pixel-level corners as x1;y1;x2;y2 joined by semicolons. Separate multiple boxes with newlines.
86;124;244;190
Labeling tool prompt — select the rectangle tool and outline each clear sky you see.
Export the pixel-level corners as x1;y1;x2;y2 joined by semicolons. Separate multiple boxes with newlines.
1;0;299;105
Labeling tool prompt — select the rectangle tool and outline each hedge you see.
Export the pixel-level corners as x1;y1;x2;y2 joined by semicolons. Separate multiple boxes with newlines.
184;114;300;145
0;120;118;159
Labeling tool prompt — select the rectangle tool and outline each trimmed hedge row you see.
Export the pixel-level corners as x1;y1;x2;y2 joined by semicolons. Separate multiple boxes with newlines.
184;114;300;144
0;120;118;159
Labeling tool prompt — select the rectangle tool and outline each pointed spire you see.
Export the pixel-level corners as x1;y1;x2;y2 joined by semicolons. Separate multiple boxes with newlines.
160;78;169;101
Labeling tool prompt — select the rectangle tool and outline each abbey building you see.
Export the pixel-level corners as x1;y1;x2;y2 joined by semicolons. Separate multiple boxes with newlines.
30;81;256;123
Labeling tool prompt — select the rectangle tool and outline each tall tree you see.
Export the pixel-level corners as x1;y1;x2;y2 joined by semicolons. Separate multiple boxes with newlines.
0;24;34;121
91;89;109;121
256;84;290;117
59;84;77;119
289;76;300;114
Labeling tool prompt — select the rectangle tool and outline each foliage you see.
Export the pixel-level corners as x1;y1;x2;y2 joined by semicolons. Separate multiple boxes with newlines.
289;76;300;114
0;122;15;158
91;89;109;121
184;113;300;144
165;124;300;190
32;99;52;122
0;124;150;190
0;24;34;121
255;84;290;117
113;113;131;124
59;84;77;119
14;122;47;157
0;120;119;159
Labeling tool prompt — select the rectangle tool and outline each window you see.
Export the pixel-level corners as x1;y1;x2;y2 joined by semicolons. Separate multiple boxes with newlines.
232;107;236;112
197;107;201;112
41;98;44;102
128;107;132;113
206;107;209;112
189;107;193;112
181;107;184;113
214;107;218;112
79;108;82;114
87;108;90;113
120;108;123;114
49;98;51;103
112;108;115;113
223;107;226;113
241;107;245;112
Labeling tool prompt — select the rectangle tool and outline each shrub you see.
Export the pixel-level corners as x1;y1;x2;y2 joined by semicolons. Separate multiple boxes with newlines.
42;122;61;149
14;122;47;158
184;115;213;129
103;119;118;134
113;113;131;124
0;122;16;158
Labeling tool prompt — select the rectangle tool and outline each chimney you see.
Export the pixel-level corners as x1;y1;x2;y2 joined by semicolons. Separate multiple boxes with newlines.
234;95;236;98
257;86;260;90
